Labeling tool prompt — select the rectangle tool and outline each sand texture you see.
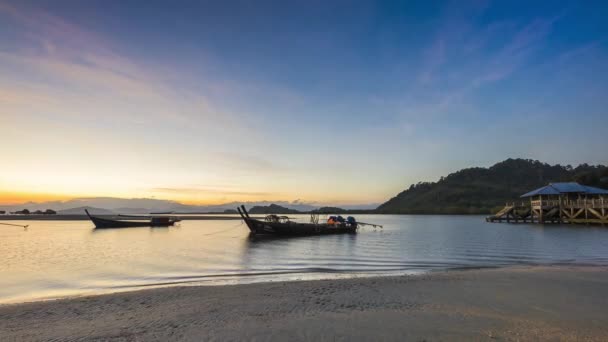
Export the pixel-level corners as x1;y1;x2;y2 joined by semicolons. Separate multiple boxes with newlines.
1;266;608;341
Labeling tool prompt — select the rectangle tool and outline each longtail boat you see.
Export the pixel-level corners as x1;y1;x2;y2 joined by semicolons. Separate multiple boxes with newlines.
85;209;180;229
237;205;357;236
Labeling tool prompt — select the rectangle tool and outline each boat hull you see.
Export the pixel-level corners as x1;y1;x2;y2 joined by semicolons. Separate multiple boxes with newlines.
243;219;357;236
85;210;175;229
89;217;163;229
236;205;357;236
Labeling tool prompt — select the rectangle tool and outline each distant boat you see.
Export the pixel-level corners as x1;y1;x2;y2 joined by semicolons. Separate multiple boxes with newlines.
237;205;357;236
85;209;180;229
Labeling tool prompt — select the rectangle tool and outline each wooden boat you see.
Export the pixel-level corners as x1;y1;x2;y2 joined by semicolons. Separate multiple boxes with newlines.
236;205;357;236
85;209;179;229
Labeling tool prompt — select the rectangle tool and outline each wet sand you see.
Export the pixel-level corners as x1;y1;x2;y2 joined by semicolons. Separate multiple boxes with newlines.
1;266;607;341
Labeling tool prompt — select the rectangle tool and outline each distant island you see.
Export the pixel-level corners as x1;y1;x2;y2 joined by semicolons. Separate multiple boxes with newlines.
56;206;113;215
5;209;56;215
249;204;301;214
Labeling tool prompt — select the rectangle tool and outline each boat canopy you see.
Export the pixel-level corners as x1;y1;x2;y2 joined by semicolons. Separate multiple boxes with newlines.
521;182;608;198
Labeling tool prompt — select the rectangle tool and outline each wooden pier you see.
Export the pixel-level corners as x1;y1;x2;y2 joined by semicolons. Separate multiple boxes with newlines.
486;182;608;225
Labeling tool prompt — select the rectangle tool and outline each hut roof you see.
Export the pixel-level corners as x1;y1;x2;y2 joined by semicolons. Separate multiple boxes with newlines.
521;182;608;198
584;185;608;195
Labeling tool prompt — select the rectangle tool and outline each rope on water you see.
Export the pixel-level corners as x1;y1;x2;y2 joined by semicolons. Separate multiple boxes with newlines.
202;221;243;236
0;222;29;229
0;222;29;228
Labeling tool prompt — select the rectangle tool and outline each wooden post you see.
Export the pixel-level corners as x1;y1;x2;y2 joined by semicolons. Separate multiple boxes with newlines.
558;195;563;224
531;198;536;223
571;203;574;223
602;196;605;221
539;196;544;224
584;196;589;225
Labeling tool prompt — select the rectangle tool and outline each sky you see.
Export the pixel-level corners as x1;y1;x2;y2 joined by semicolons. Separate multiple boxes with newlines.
1;0;607;206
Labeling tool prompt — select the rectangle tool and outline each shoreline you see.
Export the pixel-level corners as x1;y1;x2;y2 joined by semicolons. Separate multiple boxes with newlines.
0;213;491;221
0;214;258;221
0;262;597;306
1;262;601;306
2;265;607;341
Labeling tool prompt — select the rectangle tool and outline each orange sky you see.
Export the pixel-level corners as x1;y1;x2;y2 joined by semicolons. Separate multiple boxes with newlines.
0;191;75;205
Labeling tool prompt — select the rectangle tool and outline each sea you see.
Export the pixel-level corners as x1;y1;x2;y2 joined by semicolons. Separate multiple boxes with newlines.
2;214;608;304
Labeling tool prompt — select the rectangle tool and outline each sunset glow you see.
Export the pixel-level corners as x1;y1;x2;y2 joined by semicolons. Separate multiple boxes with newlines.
1;1;607;207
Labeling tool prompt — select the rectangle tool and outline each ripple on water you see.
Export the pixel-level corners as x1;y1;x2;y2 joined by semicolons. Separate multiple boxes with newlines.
2;215;608;303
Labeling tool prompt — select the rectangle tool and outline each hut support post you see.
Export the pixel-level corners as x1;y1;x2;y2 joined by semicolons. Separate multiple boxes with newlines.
539;196;544;224
559;195;563;223
602;197;605;225
584;196;589;225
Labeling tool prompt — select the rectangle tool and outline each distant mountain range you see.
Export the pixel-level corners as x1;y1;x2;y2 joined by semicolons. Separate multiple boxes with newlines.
57;206;115;215
0;197;377;215
378;158;608;214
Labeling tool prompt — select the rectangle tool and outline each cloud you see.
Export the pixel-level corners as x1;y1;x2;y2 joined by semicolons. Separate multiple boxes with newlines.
151;187;274;197
212;152;287;173
418;38;446;84
0;3;157;105
473;15;562;85
0;1;290;205
417;0;488;85
0;1;251;136
403;3;566;125
554;41;602;66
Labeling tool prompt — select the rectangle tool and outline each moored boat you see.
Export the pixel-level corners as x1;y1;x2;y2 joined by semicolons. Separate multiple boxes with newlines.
236;205;357;236
85;209;179;229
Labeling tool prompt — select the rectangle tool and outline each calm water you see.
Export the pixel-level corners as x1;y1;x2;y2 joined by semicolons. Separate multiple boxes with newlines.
2;215;608;304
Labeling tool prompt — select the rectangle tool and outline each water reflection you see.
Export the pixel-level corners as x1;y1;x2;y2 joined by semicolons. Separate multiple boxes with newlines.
2;215;608;303
241;233;360;273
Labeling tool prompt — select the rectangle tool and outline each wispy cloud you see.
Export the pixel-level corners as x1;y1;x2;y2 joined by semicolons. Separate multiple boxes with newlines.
405;4;567;124
0;1;285;204
0;1;149;86
0;1;249;136
151;187;274;197
473;15;562;85
418;38;446;85
417;0;488;85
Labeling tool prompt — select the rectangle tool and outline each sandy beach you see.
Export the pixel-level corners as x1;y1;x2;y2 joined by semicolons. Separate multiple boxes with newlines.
1;266;607;341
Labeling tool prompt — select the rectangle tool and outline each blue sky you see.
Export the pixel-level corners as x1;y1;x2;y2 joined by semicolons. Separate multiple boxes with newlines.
1;0;607;205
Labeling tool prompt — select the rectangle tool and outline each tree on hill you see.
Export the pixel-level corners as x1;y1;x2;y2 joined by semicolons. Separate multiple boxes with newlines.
377;158;608;214
311;207;347;214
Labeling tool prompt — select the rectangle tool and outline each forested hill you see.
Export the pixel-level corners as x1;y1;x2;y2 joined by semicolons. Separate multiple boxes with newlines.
377;159;608;214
